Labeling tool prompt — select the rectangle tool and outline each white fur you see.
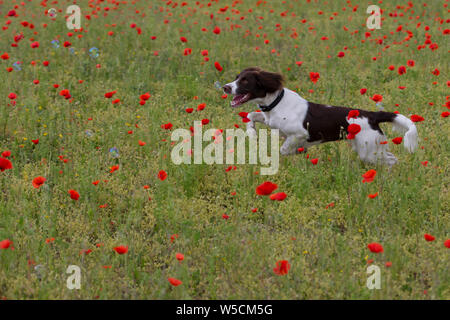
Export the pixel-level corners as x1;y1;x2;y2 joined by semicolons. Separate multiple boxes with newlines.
227;80;238;94
348;117;397;166
244;88;312;155
391;114;418;153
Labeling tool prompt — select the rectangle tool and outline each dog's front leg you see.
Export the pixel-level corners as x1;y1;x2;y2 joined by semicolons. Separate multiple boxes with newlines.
246;112;266;138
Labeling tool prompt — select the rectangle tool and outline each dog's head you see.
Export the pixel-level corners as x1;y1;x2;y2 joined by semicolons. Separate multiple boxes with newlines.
223;67;284;107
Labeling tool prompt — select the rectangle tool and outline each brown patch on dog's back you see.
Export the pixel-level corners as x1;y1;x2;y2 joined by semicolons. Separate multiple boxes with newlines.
304;102;397;143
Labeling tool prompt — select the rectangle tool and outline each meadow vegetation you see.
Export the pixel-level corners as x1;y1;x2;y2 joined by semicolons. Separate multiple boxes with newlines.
0;0;448;299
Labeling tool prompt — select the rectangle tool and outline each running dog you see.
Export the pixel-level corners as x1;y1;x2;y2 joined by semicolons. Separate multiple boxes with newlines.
222;67;418;166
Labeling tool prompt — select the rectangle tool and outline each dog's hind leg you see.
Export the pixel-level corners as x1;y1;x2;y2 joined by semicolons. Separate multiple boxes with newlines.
353;129;398;166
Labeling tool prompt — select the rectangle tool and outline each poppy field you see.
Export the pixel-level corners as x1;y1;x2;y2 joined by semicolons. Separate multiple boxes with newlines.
0;0;449;300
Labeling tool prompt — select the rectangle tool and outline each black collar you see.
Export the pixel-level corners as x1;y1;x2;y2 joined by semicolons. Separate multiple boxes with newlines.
259;89;285;112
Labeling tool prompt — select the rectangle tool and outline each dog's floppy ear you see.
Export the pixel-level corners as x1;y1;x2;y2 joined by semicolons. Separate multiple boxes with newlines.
254;70;284;93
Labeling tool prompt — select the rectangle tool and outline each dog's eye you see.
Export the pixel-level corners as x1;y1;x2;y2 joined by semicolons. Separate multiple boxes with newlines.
241;77;247;82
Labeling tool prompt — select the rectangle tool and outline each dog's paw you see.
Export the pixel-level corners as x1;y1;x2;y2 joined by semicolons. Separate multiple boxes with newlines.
280;145;292;155
246;128;257;138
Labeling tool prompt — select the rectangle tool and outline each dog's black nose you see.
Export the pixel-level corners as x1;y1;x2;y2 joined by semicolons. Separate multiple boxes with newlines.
222;85;232;94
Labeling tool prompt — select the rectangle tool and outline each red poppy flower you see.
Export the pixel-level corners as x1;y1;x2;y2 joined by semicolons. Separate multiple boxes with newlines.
441;112;449;118
337;51;345;58
214;61;223;72
179;36;187;43
371;94;383;103
398;66;406;75
367;242;383;253
140;93;151;101
310;158;318;165
444;240;450;248
213;26;221;34
347;110;360;120
424;234;435;242
273;260;290;275
388;65;395;71
407;60;415;67
368;192;378;199
0;157;13;172
309;72;320;84
346;123;361;139
60;89;70;97
68;189;80;200
80;249;92;255
109;165;119;173
176;253;184;261
8;92;17;100
0;239;12;249
362;169;377;183
32;176;46;189
392;137;403;145
360;88;367;95
170;234;179;243
269;192;287;201
256;181;278;195
158;170;168;181
168;277;182;286
410;114;424;122
1;52;10;60
161;123;173;130
114;245;128;254
183;48;192;56
1;151;11;157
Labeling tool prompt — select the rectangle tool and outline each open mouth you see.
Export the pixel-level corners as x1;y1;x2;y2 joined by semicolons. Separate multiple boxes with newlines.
230;93;250;107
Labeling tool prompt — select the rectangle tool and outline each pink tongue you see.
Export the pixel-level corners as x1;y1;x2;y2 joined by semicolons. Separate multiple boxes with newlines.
233;95;244;103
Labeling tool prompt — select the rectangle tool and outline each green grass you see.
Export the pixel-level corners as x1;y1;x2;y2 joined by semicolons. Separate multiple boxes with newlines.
0;0;449;299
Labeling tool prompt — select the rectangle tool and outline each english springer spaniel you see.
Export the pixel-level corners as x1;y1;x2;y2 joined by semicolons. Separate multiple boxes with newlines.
223;67;418;166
